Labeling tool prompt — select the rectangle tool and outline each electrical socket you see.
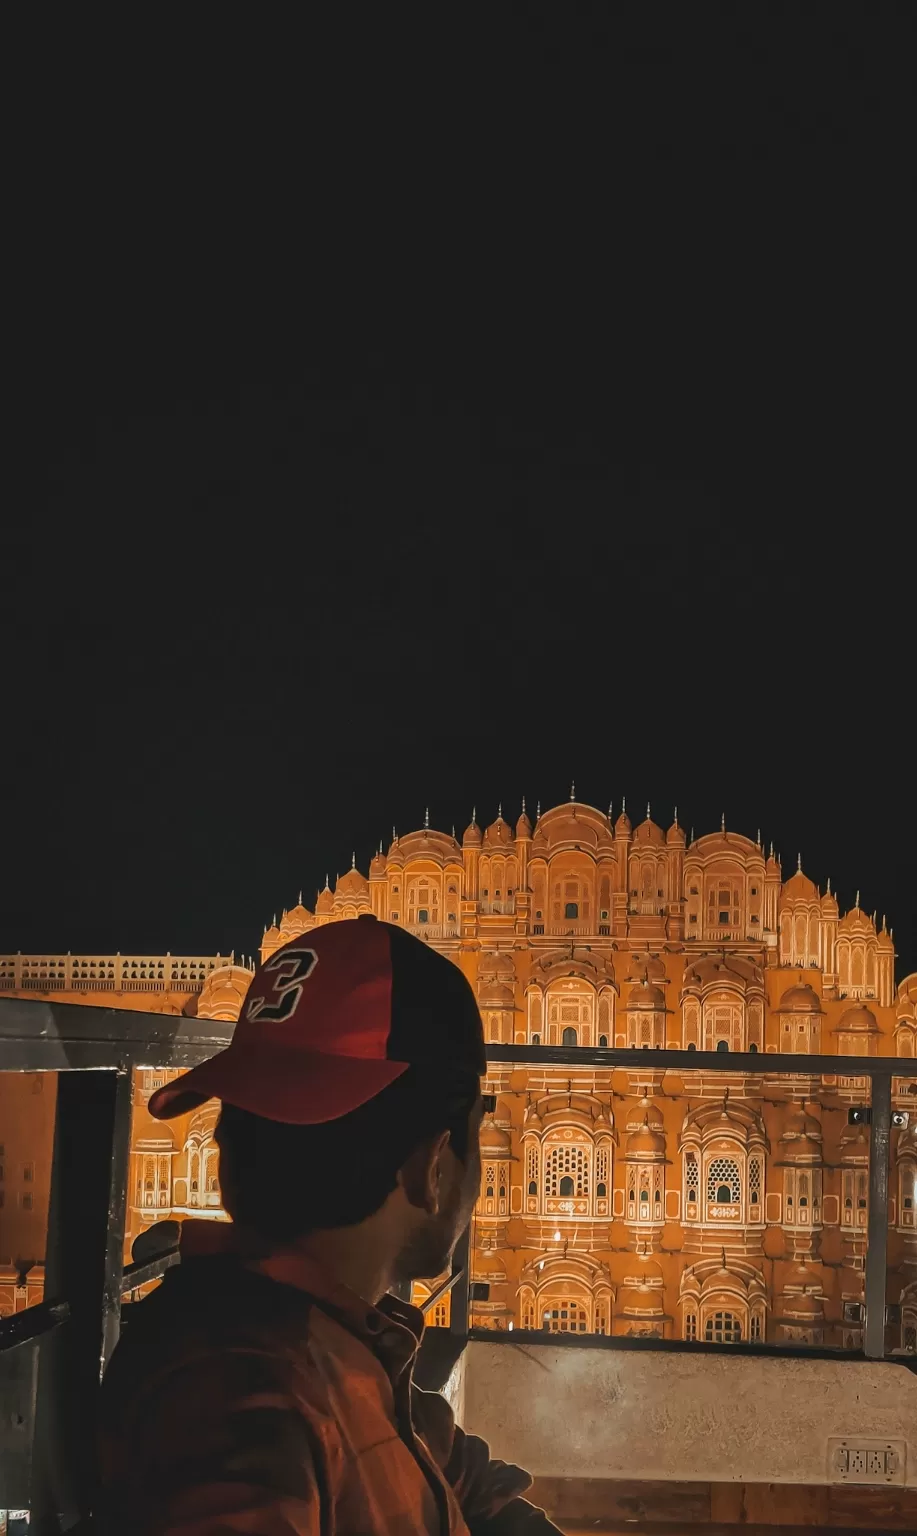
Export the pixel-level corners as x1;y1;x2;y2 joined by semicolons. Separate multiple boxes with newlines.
828;1437;906;1486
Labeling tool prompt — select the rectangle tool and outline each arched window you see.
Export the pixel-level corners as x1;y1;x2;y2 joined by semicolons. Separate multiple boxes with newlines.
716;1184;732;1203
564;902;578;920
562;1026;577;1047
599;1034;608;1048
716;1039;729;1053
704;1311;742;1343
559;1175;574;1196
532;1033;541;1046
685;1153;699;1207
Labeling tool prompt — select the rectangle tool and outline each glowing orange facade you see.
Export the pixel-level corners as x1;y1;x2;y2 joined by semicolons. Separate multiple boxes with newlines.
2;799;916;1350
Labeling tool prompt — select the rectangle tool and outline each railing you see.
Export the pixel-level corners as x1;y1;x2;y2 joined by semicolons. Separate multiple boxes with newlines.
1;1000;914;1531
0;953;247;997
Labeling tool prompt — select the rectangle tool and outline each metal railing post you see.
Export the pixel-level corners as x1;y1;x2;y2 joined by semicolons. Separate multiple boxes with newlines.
864;1072;892;1360
30;1068;133;1532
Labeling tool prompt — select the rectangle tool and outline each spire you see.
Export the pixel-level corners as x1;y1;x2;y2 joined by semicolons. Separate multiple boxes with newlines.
451;825;456;839
756;828;761;846
797;851;802;872
570;779;575;801
673;806;678;826
536;800;541;819
721;811;726;832
608;798;613;819
298;890;303;905
855;889;860;909
392;825;397;843
471;805;476;825
324;873;330;889
769;840;775;860
351;851;356;870
379;839;383;854
826;876;831;893
272;914;277;927
497;801;502;819
424;806;430;829
521;794;526;813
646;801;651;820
621;794;626;816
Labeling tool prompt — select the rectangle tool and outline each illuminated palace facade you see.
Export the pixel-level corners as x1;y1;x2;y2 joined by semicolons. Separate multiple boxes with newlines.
2;798;916;1350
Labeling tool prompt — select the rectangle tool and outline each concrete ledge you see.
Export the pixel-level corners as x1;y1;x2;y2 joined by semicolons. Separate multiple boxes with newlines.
451;1339;917;1487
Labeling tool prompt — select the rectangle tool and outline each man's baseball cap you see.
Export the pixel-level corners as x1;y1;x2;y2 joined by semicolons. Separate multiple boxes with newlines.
148;915;485;1124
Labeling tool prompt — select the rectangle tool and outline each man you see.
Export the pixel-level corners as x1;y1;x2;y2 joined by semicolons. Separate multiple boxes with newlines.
96;914;560;1534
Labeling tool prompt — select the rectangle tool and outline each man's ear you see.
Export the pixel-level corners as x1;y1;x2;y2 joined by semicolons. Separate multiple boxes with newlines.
398;1130;452;1214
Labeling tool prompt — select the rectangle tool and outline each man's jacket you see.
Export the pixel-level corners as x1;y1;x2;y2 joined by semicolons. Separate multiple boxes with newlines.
96;1221;559;1535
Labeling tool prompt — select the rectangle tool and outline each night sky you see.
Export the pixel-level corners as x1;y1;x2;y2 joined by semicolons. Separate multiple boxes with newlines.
8;8;914;976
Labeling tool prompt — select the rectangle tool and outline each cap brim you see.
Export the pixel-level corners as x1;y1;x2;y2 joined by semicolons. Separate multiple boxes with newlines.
148;1042;410;1125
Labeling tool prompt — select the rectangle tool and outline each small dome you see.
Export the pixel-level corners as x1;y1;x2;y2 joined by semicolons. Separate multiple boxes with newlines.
315;882;334;915
633;809;664;846
627;980;667;1012
478;981;514;1008
780;1107;822;1143
462;815;482;847
782;868;819;901
516;807;533;839
626;1095;665;1132
471;1248;507;1281
820;885;839;914
666;817;686;846
836;1004;879;1033
280;901;315;934
196;963;253;1023
483;811;514;848
370;849;387;876
778;984;824;1014
619;1283;666;1316
626;1117;667;1157
480;1118;511;1154
335;865;369;898
615;807;632;833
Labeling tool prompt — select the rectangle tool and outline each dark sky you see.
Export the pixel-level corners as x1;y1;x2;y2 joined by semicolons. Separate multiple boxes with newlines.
8;6;915;977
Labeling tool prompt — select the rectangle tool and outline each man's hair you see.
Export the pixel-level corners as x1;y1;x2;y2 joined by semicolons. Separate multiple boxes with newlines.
214;1066;480;1240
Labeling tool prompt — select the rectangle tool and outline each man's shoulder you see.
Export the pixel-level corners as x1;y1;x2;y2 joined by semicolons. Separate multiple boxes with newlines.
102;1257;319;1421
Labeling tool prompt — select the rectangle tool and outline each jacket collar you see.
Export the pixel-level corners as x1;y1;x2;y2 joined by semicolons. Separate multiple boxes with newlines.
178;1219;425;1374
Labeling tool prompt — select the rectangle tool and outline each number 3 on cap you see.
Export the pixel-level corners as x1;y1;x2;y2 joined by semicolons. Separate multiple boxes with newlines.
246;948;319;1024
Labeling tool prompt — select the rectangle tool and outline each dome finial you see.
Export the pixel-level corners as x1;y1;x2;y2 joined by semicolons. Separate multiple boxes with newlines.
471;805;477;825
324;873;330;889
673;806;678;826
646;801;651;820
756;827;761;846
570;779;575;801
424;806;430;829
497;801;502;819
378;839;383;854
826;875;831;893
621;794;626;816
298;890;303;905
797;851;802;872
392;825;397;843
521;794;526;813
855;889;860;909
608;798;613;819
721;811;726;832
769;840;775;859
351;851;356;870
690;825;695;842
272;913;277;927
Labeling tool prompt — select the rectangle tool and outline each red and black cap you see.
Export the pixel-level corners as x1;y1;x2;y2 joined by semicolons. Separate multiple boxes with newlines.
149;915;485;1124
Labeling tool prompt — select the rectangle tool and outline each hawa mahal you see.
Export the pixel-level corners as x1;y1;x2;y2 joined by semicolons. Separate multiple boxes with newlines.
2;797;916;1351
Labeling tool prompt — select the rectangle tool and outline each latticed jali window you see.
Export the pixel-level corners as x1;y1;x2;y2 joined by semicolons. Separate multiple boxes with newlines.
748;1157;762;1208
706;1157;741;1203
526;1142;539;1196
545;1143;589;1198
704;1310;742;1343
685;1153;699;1205
543;1297;589;1333
595;1145;609;1198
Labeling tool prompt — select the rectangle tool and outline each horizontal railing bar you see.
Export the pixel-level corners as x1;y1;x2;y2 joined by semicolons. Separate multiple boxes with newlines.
420;1266;465;1316
485;1044;909;1076
0;1299;70;1353
121;1247;181;1293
